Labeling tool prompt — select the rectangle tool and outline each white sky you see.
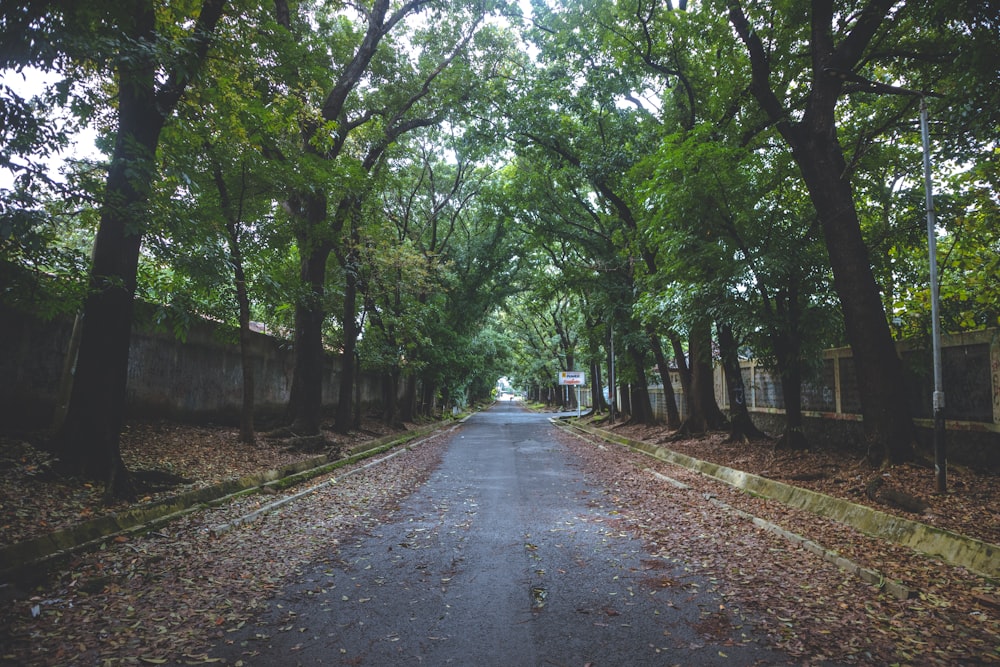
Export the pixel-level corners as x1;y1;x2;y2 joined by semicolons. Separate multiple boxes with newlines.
0;67;102;190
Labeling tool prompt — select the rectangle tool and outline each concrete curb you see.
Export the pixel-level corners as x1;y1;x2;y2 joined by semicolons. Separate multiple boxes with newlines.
557;420;1000;580
0;421;456;582
647;468;913;599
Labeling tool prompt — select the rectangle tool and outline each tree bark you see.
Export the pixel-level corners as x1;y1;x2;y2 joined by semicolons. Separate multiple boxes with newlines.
679;317;727;435
668;330;692;403
590;359;608;414
216;165;255;445
335;246;360;433
619;383;632;418
771;283;808;450
646;324;681;428
400;374;417;422
792;135;915;462
381;369;399;427
226;218;255;445
286;197;331;436
280;0;423;438
626;346;656;424
716;321;766;442
606;326;618;422
774;341;807;450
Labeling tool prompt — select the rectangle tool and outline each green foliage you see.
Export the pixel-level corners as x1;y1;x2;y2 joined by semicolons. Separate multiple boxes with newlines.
3;0;998;415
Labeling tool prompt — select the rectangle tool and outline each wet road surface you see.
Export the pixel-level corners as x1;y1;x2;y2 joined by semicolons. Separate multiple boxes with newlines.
214;402;790;665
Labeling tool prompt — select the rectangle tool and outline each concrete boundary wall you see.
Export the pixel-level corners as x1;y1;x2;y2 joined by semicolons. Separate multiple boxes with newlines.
0;304;381;427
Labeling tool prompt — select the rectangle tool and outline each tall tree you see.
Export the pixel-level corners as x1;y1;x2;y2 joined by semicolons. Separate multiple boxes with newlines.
51;0;228;497
725;0;917;463
272;0;495;435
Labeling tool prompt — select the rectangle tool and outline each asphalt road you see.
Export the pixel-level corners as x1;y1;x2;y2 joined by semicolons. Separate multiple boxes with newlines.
214;402;790;666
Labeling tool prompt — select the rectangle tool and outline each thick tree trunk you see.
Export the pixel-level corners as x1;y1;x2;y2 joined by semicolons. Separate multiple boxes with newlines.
287;218;330;436
55;2;165;498
679;317;727;435
619;384;632;418
792;135;915;462
726;0;914;464
54;0;227;498
626;346;656;424
716;321;766;442
646;324;681;428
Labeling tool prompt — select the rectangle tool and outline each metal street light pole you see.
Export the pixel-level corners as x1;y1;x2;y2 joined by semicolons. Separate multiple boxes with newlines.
919;97;947;493
824;67;946;492
609;323;617;423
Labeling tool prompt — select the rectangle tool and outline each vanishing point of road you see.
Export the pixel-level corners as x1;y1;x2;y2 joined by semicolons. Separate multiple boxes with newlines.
213;402;793;666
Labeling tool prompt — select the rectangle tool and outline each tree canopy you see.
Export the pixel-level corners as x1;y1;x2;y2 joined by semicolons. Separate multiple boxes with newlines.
2;0;997;494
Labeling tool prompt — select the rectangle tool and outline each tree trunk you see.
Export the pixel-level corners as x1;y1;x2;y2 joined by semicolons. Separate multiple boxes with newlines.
619;383;632;418
217;166;256;445
54;0;227;498
420;376;436;417
792;134;915;462
772;283;808;450
563;350;577;409
54;2;165;498
382;367;400;427
626;346;656;424
53;0;227;499
51;312;83;431
226;220;256;445
646;324;681;428
335;248;360;433
716;321;766;442
590;359;608;413
287;206;330;436
606;326;618;423
774;339;807;450
400;374;417;422
679;317;727;435
668;330;692;405
353;350;363;430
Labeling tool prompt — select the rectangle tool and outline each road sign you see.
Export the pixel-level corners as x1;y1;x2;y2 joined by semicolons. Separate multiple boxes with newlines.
558;371;586;386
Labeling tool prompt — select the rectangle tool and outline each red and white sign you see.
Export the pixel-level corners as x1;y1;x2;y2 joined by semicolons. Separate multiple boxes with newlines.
558;371;586;386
